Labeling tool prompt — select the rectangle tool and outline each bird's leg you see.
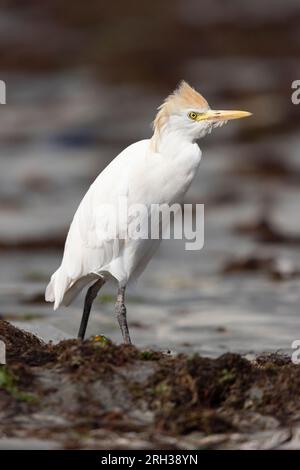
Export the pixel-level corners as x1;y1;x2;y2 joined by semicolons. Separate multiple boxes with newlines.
115;286;132;344
78;277;105;340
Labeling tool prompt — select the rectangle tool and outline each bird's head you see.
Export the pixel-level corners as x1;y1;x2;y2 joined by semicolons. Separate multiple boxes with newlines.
152;81;251;149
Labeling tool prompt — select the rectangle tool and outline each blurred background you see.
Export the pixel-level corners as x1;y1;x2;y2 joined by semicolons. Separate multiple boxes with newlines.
0;0;300;355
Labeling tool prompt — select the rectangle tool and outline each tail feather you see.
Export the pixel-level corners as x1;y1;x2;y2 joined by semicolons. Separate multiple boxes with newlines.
45;268;101;310
62;274;99;307
45;267;71;310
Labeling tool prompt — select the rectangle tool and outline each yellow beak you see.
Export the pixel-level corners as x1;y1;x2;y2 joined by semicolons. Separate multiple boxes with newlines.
196;109;252;121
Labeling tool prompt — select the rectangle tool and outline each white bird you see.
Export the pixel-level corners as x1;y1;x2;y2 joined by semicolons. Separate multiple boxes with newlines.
45;81;251;344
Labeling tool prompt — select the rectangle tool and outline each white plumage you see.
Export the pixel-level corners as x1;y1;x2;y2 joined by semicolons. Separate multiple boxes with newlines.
45;81;251;343
45;137;201;306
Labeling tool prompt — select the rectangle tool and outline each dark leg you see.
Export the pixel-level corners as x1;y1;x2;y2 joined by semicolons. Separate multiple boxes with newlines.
115;286;132;344
78;277;105;340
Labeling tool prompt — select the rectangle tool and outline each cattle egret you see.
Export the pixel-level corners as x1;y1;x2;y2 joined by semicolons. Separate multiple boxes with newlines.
45;81;251;344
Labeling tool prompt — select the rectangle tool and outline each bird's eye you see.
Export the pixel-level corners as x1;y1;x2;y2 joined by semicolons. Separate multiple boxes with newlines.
188;111;198;120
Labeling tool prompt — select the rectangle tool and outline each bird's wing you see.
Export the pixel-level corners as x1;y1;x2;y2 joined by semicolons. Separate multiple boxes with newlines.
60;139;151;280
46;138;155;308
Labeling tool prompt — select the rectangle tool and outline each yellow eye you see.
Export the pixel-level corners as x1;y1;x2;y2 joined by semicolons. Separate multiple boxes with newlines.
188;111;198;120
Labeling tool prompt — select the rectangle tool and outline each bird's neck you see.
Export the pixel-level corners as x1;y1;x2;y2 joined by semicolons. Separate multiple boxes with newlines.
150;127;197;156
